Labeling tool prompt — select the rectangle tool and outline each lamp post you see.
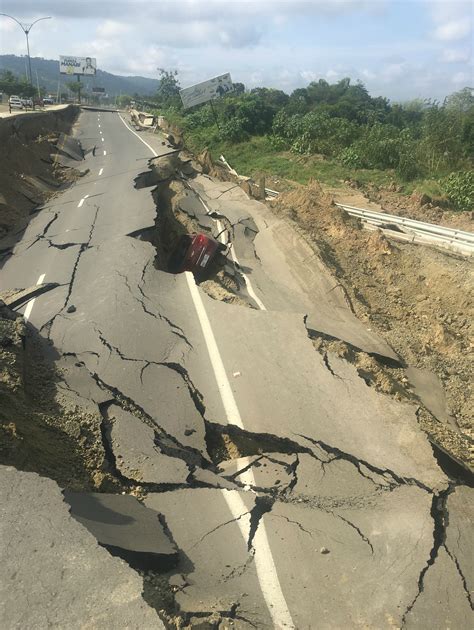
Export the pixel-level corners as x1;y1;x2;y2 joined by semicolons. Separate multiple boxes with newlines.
0;14;51;85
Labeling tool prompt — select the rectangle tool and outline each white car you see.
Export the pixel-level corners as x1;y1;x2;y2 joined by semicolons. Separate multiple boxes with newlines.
21;98;33;108
9;96;23;110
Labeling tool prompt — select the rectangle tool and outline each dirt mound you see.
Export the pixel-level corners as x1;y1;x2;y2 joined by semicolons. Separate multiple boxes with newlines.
271;182;473;469
0;107;80;242
365;183;473;231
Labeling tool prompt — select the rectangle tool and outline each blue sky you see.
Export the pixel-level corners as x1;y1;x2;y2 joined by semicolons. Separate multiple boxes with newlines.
0;1;472;101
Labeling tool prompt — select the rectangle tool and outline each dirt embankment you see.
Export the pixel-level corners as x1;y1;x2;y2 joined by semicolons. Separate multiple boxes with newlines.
0;106;80;241
269;181;473;466
0;298;112;490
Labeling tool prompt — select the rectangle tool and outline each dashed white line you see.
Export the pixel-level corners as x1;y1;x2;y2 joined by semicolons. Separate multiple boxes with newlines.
98;168;103;176
103;150;107;156
98;124;101;128
23;273;46;322
77;194;89;208
101;137;105;142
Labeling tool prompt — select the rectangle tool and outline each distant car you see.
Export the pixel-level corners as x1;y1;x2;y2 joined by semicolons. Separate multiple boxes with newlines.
21;98;33;108
9;96;23;110
43;98;54;105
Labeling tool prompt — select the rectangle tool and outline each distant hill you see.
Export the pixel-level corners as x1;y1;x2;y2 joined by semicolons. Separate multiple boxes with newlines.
0;55;159;96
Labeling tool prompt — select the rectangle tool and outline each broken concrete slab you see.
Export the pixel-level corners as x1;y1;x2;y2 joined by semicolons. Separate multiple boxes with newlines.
190;177;399;362
403;547;473;629
406;365;457;429
291;454;387;500
106;404;190;485
3;282;59;309
57;132;84;161
445;486;474;600
220;453;297;491
0;465;164;629
145;488;273;626
64;490;178;570
263;486;434;628
177;290;446;491
191;466;239;490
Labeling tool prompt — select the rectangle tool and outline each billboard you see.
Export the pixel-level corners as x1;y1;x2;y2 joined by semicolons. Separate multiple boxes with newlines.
180;73;233;109
59;56;97;76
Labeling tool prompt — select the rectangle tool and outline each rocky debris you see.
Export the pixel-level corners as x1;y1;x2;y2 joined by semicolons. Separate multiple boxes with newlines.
64;490;179;571
0;465;164;629
106;404;190;485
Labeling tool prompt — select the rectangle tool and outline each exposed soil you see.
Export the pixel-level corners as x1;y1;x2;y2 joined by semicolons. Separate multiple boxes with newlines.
0;107;80;242
269;181;473;468
0;299;114;491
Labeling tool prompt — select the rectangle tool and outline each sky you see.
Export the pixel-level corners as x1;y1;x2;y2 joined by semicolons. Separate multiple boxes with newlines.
0;0;472;101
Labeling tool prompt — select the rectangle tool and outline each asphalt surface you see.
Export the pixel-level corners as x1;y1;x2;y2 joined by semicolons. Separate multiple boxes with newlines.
1;110;472;629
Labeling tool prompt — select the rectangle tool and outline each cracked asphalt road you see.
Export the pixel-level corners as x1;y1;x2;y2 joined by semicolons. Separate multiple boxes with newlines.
1;110;472;629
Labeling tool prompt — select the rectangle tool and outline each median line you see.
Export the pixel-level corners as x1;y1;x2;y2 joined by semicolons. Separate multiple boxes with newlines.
77;194;89;208
24;273;46;322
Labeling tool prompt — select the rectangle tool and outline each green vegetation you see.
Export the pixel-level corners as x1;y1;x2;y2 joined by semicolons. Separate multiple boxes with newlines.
149;74;474;209
0;70;36;97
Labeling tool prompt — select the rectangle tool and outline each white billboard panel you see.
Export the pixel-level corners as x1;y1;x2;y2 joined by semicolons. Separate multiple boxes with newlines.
180;73;233;109
59;56;97;76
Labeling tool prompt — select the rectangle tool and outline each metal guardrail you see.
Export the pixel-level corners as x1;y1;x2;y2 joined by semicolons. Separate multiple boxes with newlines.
335;203;474;255
217;154;473;255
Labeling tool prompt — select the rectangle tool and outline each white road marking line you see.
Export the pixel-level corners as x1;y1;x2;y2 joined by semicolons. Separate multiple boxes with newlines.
117;113;158;156
23;273;46;322
199;197;267;311
120;114;293;627
77;194;89;208
101;137;104;142
98;168;103;176
185;272;294;629
103;150;107;156
98;124;101;128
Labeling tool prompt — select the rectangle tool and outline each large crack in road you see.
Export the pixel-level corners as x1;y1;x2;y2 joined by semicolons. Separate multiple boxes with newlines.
1;111;472;630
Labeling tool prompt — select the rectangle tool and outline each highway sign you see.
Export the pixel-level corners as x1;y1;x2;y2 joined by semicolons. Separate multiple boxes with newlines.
59;56;97;76
180;73;233;109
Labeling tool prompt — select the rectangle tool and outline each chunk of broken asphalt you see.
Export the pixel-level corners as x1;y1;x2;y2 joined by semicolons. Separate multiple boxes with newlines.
66;304;76;313
63;491;178;570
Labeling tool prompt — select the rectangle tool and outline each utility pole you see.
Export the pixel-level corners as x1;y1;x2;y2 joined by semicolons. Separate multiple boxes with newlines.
0;14;51;85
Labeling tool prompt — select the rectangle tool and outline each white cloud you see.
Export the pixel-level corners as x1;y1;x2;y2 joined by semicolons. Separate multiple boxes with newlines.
452;71;469;83
441;48;471;63
96;20;130;38
434;19;472;41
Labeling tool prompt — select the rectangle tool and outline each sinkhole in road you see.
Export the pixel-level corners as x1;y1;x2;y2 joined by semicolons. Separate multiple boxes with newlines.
134;155;255;308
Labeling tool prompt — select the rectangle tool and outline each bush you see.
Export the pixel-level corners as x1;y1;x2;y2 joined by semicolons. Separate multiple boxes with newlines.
339;146;365;168
219;117;249;143
441;172;474;211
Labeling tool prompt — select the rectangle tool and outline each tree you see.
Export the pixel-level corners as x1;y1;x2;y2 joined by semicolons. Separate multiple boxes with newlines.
156;68;181;108
444;87;474;113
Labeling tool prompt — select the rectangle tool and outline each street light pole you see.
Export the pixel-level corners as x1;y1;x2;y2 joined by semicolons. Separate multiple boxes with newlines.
0;14;51;84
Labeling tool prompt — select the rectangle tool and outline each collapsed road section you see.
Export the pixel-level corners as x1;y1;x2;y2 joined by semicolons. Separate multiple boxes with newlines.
1;109;473;629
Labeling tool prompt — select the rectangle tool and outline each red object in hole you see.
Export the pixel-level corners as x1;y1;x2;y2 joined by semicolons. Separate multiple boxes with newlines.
168;233;221;274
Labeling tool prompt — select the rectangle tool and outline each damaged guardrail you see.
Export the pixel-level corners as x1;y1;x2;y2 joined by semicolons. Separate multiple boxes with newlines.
335;203;474;256
218;154;473;256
